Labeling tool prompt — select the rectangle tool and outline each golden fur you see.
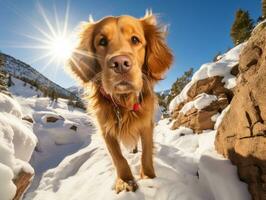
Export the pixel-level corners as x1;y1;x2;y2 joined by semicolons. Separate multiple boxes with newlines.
68;12;173;193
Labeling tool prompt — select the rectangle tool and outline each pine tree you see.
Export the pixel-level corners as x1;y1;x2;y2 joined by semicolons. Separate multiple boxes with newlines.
230;9;254;46
0;55;8;92
167;68;193;105
213;51;222;62
157;68;194;111
263;0;266;20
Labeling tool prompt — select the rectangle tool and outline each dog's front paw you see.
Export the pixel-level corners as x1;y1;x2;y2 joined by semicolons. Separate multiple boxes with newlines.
115;178;138;193
140;168;156;179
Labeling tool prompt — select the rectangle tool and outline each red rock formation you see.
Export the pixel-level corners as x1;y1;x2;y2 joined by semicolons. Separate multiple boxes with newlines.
215;23;266;200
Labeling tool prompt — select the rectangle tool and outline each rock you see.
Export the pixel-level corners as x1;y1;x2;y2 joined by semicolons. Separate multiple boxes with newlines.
70;125;77;131
215;23;266;200
171;76;232;132
186;76;233;101
22;116;33;123
13;171;33;200
46;115;63;123
230;64;240;77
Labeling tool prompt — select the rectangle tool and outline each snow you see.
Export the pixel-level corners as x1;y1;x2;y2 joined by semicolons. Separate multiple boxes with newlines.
9;96;94;194
169;43;246;112
2;52;76;99
0;92;22;117
252;19;266;34
9;77;42;98
211;113;220;122
199;151;251;200
0;164;16;200
24;118;250;200
180;93;217;114
214;105;230;130
0;93;37;200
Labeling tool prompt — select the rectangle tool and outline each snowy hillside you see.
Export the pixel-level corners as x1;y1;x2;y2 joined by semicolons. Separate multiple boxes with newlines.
1;53;78;100
9;77;42;98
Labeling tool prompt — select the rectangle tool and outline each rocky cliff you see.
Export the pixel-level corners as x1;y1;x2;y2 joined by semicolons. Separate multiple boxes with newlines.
215;22;266;200
170;21;266;200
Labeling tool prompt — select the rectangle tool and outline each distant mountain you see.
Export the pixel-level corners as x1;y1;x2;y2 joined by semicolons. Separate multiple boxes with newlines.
67;86;84;97
1;52;78;100
159;89;170;96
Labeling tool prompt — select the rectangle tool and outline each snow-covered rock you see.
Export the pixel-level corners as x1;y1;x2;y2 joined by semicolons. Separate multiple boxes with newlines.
169;43;245;112
0;92;22;118
0;93;37;200
169;44;245;132
180;93;217;114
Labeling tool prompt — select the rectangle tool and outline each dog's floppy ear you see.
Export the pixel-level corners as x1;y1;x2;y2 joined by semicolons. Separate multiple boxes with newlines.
67;20;98;84
141;11;173;81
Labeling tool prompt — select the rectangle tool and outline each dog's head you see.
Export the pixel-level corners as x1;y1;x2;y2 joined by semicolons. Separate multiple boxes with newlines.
68;12;173;96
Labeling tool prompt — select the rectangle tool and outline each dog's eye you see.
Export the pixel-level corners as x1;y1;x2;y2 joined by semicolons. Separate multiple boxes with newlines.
131;36;140;45
99;37;108;46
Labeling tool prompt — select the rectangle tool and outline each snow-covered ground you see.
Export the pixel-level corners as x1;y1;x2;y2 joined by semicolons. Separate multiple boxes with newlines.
8;78;94;195
24;119;250;200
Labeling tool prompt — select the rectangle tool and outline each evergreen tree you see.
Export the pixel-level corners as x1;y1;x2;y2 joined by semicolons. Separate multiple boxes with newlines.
167;68;193;105
7;74;12;87
43;88;48;97
0;55;8;92
213;51;222;62
157;68;194;111
230;9;254;46
263;0;266;20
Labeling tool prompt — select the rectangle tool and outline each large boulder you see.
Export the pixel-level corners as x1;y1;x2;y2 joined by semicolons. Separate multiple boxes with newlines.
215;23;266;200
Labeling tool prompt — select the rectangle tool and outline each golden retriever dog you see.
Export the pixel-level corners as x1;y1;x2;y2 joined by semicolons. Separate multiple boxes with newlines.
68;11;173;193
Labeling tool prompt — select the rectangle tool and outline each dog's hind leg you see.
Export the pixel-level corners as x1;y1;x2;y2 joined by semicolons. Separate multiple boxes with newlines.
140;124;156;179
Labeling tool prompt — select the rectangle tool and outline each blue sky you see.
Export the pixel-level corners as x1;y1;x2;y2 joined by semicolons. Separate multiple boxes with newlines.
0;0;261;91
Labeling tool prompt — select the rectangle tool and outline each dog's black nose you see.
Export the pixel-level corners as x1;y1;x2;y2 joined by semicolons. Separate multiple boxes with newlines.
108;55;132;74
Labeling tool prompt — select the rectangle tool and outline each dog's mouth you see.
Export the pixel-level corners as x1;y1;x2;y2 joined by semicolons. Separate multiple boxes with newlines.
114;81;135;94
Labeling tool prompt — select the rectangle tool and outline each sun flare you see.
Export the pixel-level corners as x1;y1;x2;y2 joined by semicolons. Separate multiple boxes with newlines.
14;1;79;70
48;35;75;62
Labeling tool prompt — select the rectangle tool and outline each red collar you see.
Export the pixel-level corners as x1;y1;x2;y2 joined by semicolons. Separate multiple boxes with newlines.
99;87;141;111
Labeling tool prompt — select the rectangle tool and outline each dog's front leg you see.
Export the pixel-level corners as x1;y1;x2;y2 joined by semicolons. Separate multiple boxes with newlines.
140;124;156;179
103;133;138;193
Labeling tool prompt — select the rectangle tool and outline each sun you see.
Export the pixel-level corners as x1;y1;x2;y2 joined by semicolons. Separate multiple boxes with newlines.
48;35;75;62
15;1;79;70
